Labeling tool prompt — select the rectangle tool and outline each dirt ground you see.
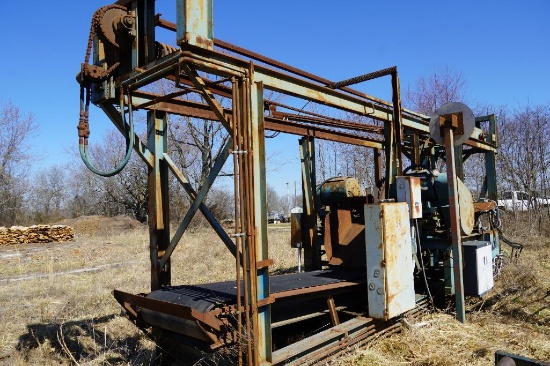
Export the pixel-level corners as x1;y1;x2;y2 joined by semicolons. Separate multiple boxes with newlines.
0;214;548;365
55;215;146;237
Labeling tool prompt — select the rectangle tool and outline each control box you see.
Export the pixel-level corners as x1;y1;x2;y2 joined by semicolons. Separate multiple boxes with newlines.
365;202;415;320
463;241;494;296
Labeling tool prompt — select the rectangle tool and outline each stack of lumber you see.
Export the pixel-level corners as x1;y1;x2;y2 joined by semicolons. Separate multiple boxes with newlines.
0;225;75;245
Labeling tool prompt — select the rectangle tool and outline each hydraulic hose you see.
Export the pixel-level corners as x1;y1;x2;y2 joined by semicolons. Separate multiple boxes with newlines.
78;86;134;177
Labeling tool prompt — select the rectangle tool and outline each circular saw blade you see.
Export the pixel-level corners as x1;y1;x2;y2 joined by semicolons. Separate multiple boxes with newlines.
429;102;475;146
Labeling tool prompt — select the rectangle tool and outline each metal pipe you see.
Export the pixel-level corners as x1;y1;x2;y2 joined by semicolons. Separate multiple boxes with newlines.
330;66;397;89
243;75;259;365
231;77;243;366
237;76;253;365
152;17;426;118
390;70;404;177
297;245;302;273
211;39;433;121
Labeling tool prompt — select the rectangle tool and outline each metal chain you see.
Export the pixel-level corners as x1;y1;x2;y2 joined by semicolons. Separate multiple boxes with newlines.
84;20;95;64
83;5;126;65
78;5;127;151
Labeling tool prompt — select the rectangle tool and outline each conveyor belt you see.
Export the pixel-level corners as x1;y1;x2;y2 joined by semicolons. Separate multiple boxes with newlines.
146;269;366;312
138;269;367;343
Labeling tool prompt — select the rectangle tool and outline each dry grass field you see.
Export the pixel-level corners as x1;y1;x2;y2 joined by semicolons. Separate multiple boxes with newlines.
0;213;548;365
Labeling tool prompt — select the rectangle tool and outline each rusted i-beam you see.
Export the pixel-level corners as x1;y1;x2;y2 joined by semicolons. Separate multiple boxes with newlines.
440;112;466;323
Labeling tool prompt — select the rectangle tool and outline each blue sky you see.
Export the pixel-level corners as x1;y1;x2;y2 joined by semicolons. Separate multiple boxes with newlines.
0;1;548;194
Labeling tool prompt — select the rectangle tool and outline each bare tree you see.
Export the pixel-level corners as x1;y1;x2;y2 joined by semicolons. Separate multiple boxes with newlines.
266;184;286;214
66;128;148;222
169;115;230;189
90;129;149;222
28;165;67;222
0;101;38;226
405;66;467;115
315;67;472;199
498;104;550;196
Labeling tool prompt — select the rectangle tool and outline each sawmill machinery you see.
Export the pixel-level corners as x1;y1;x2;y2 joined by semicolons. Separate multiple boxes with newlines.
76;1;502;364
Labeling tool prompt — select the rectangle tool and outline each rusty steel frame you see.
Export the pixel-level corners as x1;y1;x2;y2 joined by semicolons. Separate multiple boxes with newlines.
440;113;466;323
81;0;501;364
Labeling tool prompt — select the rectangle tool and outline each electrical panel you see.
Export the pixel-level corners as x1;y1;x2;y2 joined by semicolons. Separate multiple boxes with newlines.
463;241;494;296
365;202;416;320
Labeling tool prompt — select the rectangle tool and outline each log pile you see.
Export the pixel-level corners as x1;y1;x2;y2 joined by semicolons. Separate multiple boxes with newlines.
0;225;75;245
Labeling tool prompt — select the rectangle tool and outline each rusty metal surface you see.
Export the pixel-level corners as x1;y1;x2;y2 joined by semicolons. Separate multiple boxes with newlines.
365;203;416;320
147;111;171;290
290;213;302;249
176;0;213;49
130;90;384;148
396;176;422;219
326;297;340;326
80;2;501;364
211;38;432;127
323;205;366;268
272;299;427;366
318;177;362;206
300;137;321;271
330;66;397;89
440;115;466;323
474;200;497;212
113;289;226;345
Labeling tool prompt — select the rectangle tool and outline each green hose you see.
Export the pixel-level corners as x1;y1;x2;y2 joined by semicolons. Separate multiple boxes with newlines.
79;87;134;177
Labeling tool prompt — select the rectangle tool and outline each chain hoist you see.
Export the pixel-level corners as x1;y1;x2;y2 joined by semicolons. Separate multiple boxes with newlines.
76;5;135;177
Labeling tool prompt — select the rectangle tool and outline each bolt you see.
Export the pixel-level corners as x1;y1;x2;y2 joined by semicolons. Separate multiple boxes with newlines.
369;283;375;290
122;15;135;28
374;269;380;278
377;288;384;295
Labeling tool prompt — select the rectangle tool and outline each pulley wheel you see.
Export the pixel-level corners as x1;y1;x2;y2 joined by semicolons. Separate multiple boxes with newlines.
429;102;475;146
97;5;128;47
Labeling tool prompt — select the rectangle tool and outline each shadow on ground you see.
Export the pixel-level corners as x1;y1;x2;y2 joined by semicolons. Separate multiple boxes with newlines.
15;314;157;364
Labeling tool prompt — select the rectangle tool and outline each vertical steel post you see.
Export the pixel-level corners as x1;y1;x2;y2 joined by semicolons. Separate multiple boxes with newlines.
454;145;464;181
412;134;421;166
383;114;395;199
250;80;272;365
129;1;139;69
373;148;382;200
176;0;214;49
300;137;320;271
383;70;404;199
485;115;498;201
391;70;404;178
133;0;156;67
148;110;170;290
440;115;466;323
237;77;254;365
483;114;500;257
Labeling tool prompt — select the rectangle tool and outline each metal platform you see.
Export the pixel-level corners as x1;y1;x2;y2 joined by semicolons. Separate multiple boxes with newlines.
114;269;368;346
147;268;366;310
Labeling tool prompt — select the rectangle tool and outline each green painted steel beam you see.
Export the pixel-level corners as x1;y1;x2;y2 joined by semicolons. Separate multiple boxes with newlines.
251;81;272;363
148;110;171;290
177;0;213;49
